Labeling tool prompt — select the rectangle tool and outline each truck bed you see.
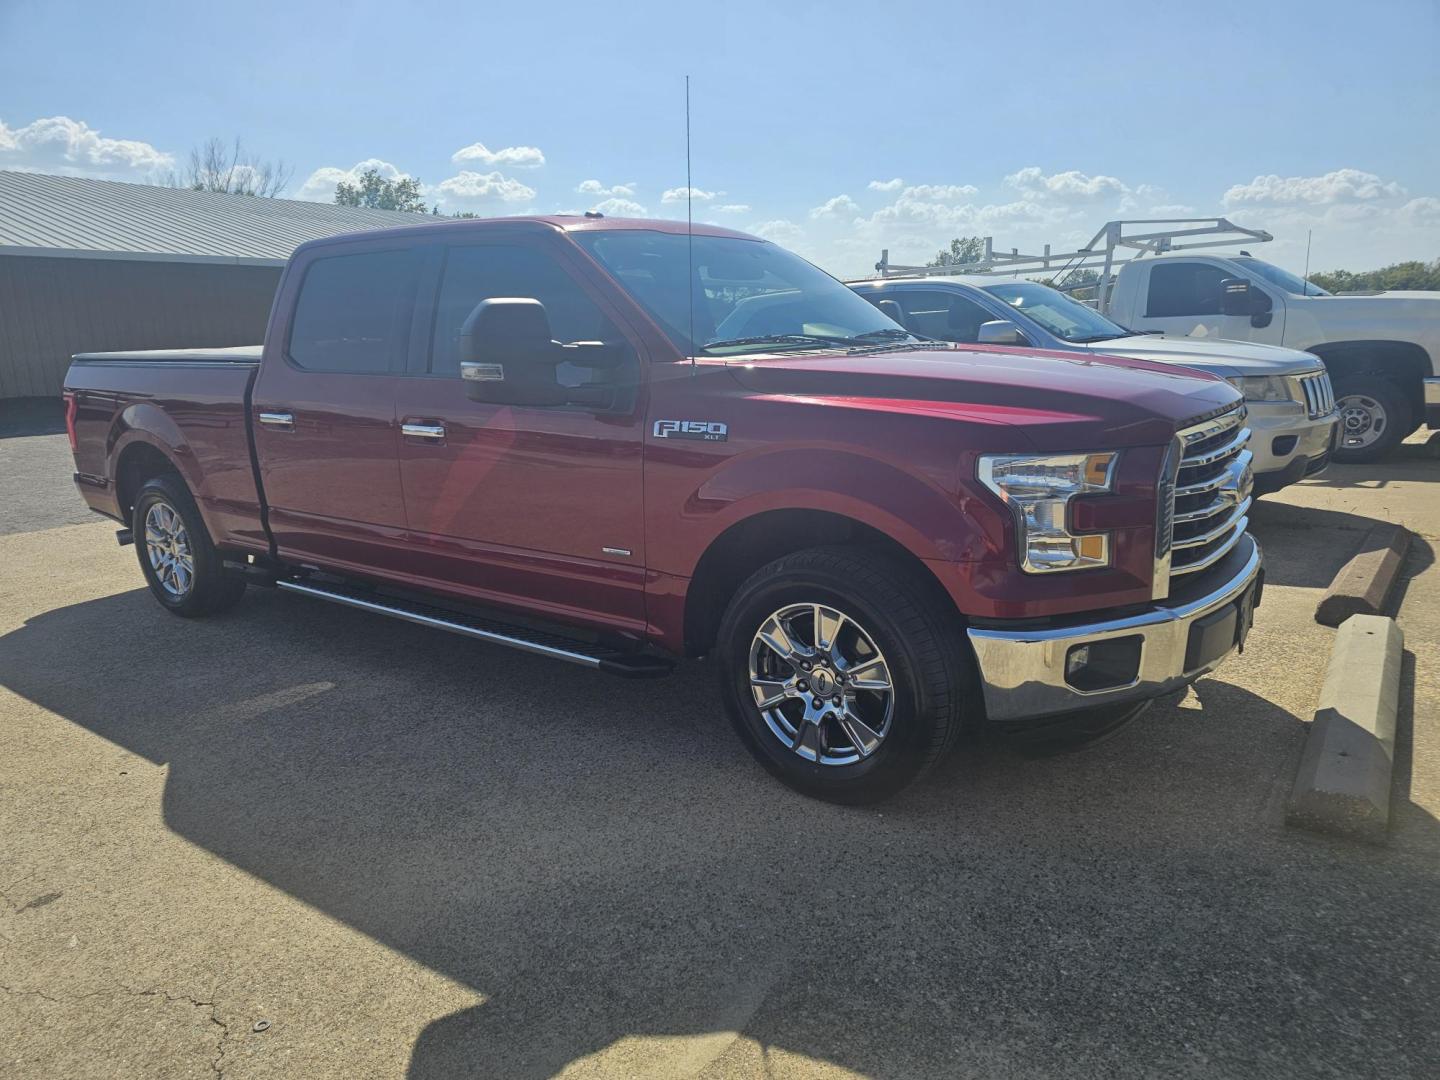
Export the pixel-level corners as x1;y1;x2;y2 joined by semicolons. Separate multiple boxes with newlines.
65;346;267;554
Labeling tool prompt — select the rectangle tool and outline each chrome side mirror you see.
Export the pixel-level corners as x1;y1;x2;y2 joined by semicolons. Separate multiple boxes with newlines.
977;320;1026;346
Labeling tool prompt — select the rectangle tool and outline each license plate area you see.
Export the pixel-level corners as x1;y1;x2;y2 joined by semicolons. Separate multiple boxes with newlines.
1183;574;1260;674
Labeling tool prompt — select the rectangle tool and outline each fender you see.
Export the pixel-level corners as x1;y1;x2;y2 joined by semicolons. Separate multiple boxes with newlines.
109;406;220;537
685;446;996;571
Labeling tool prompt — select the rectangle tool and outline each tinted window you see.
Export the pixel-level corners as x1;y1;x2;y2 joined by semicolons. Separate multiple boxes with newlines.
1145;263;1232;317
289;248;420;373
431;245;617;375
889;289;994;342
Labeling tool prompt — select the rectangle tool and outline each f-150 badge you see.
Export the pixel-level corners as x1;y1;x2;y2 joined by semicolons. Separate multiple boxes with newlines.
653;420;728;442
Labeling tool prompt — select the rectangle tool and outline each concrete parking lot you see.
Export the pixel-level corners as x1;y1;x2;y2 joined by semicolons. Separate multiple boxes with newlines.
2;401;1437;1080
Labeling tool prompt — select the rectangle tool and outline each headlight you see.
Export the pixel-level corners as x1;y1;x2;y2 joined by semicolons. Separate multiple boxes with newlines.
978;452;1117;573
1227;375;1294;403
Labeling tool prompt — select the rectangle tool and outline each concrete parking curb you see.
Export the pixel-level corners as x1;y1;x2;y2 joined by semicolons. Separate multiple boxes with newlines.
1285;614;1403;844
1315;522;1411;627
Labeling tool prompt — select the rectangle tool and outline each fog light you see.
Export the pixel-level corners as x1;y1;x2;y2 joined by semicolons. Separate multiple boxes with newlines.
1064;635;1143;692
1272;434;1298;456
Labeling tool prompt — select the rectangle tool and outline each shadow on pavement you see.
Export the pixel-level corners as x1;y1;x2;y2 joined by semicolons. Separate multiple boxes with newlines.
0;396;65;439
2;586;1438;1078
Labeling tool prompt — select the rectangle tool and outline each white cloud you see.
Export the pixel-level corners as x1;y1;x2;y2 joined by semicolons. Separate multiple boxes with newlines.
1147;203;1198;217
749;218;804;245
867;178;904;192
1006;166;1127;200
810;194;860;219
434;170;536;206
577;179;635;197
296;158;416;202
593;197;647;216
451;141;545;169
1400;196;1440;228
0;115;173;178
1223;168;1406;207
713;203;750;214
661;186;720;203
902;183;979;200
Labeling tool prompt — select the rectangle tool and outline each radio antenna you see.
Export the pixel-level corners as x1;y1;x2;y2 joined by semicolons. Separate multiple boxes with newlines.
1303;228;1313;295
686;74;695;370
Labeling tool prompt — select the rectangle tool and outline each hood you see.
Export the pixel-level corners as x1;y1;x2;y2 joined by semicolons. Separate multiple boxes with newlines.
1074;334;1321;377
724;344;1239;449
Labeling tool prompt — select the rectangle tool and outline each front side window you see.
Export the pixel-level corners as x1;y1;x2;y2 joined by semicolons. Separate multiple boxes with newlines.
289;248;420;373
982;282;1130;343
880;289;995;342
574;230;911;355
1145;263;1233;318
429;244;620;375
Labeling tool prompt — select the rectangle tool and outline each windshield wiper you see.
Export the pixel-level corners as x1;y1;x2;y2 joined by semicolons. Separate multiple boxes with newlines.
847;328;916;342
701;333;859;352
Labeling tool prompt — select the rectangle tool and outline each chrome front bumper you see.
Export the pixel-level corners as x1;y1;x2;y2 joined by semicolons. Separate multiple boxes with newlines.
967;535;1263;722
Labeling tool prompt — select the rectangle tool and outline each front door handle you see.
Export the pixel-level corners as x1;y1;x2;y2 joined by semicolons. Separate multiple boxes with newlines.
258;411;294;430
401;421;446;440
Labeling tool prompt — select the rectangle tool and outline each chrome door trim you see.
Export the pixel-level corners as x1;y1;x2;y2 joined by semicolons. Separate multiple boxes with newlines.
401;422;446;440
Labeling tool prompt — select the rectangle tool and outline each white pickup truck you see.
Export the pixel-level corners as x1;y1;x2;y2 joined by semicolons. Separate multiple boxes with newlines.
1099;253;1440;462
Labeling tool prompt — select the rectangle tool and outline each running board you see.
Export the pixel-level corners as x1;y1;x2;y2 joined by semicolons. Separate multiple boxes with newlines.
275;579;674;678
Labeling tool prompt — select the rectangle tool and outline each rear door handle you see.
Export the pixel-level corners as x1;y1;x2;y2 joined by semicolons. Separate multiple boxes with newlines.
401;421;446;440
258;411;294;430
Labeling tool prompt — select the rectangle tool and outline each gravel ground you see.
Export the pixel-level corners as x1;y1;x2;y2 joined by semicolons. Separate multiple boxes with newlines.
2;410;1437;1080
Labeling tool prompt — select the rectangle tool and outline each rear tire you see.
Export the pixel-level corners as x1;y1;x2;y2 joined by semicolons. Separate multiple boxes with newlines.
132;473;246;617
716;546;970;804
1332;376;1410;463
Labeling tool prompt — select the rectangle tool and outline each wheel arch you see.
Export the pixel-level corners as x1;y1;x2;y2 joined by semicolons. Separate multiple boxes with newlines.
1309;340;1430;419
681;507;964;657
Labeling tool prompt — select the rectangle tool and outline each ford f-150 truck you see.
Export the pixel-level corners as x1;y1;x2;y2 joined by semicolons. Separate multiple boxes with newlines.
64;216;1262;803
847;275;1337;495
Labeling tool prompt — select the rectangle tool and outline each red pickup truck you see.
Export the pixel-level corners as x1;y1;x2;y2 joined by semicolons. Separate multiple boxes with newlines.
64;216;1261;802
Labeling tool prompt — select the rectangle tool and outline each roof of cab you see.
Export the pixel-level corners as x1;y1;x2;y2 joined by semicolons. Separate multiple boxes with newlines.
295;215;762;255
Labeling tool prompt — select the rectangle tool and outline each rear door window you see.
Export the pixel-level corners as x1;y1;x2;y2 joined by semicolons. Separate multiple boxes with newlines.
288;248;421;373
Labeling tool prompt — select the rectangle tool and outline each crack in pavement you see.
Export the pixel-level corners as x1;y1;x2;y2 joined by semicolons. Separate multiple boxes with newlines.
0;982;232;1077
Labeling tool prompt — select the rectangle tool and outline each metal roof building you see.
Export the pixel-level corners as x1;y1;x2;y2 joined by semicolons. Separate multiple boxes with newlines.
0;171;426;397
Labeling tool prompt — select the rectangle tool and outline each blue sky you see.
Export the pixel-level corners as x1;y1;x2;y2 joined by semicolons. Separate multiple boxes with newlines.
2;0;1437;275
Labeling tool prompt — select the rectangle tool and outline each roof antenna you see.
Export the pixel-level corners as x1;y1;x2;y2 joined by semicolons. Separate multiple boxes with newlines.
1303;228;1313;295
686;74;696;371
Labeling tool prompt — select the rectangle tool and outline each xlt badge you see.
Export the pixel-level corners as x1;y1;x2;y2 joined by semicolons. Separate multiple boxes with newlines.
653;419;728;442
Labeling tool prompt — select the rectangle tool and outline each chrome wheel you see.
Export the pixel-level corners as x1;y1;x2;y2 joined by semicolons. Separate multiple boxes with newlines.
144;501;194;597
748;602;895;766
1337;392;1388;450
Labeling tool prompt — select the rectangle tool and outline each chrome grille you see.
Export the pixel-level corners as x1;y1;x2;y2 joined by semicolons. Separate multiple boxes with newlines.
1165;404;1253;583
1294;370;1335;419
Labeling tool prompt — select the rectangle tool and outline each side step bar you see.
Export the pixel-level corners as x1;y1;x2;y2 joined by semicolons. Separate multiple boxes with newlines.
275;579;675;678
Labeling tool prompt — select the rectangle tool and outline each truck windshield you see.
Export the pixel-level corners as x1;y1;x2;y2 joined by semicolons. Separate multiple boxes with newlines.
1230;257;1329;296
979;281;1133;343
573;231;916;355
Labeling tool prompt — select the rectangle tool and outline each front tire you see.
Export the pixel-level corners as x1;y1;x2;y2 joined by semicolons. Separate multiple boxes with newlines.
1332;376;1410;463
133;473;246;617
716;547;969;804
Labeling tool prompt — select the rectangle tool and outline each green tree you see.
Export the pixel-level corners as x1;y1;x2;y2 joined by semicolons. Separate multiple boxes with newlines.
927;236;986;268
334;169;429;213
1308;258;1440;293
